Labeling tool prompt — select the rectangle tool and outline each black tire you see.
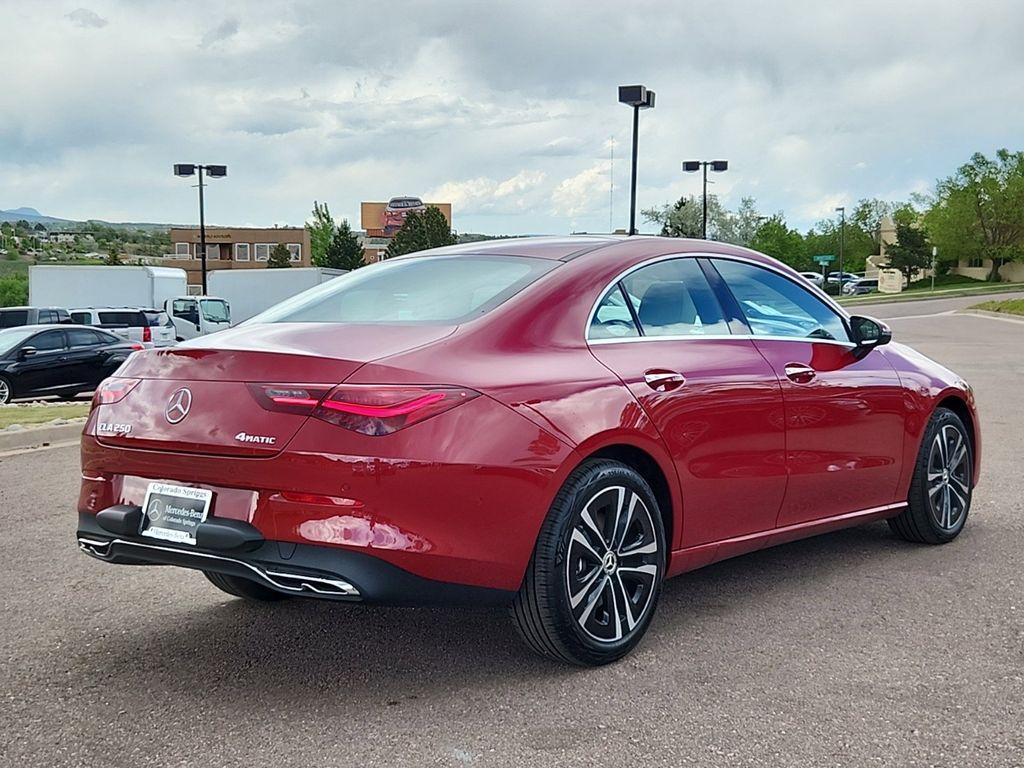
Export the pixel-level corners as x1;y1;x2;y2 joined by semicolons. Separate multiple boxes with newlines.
0;375;12;405
203;570;289;602
510;459;666;666
888;407;973;544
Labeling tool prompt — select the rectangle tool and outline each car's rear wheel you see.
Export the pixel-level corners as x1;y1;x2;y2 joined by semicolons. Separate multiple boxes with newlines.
203;571;289;602
511;459;666;666
0;376;12;405
888;407;973;544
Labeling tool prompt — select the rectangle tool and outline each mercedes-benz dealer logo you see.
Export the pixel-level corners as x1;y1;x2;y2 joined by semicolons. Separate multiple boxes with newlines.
147;499;164;522
165;387;193;424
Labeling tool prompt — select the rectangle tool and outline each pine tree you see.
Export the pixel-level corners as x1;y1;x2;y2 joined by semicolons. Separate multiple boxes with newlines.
384;206;456;259
267;242;292;268
323;219;365;270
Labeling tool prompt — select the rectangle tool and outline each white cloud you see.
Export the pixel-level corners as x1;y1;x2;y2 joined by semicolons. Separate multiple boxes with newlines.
3;0;1023;235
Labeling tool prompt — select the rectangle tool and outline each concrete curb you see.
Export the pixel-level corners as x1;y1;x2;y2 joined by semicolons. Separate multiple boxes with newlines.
0;422;84;453
956;309;1024;324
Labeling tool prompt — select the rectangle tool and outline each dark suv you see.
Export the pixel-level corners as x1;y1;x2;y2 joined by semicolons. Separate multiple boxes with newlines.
0;307;72;328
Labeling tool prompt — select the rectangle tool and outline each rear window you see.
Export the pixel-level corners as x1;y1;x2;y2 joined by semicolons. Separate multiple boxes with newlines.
98;311;146;327
0;310;29;327
251;255;557;325
142;310;173;327
71;312;92;325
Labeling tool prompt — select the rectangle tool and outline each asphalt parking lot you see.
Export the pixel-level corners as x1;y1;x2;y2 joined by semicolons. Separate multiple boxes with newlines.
1;296;1022;767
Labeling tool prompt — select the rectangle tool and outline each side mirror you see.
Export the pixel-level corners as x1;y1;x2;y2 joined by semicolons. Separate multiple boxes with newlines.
850;315;891;351
17;346;37;360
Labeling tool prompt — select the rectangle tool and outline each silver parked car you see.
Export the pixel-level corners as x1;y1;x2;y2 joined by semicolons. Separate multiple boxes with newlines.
70;307;176;348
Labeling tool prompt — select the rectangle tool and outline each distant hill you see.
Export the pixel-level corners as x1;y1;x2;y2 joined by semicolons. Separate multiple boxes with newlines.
0;207;72;225
1;207;176;230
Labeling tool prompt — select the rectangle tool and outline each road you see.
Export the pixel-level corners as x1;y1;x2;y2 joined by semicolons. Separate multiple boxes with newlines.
1;294;1022;767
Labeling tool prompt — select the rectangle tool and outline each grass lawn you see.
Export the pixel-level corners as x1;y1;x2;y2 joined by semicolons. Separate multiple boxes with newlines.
970;298;1024;316
0;403;90;429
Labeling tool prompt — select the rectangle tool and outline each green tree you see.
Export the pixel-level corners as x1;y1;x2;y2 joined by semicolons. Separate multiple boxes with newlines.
309;200;336;266
923;149;1024;281
0;274;29;306
323;219;365;270
749;215;809;270
104;246;123;266
716;197;763;246
804;218;875;274
385;206;456;258
267;243;292;268
884;223;931;285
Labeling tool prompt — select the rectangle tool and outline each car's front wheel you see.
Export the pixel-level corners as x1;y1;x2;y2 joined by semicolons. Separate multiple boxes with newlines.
511;459;666;666
889;407;973;544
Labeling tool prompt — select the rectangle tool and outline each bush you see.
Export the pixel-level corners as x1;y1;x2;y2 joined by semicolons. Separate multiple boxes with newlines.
0;274;29;307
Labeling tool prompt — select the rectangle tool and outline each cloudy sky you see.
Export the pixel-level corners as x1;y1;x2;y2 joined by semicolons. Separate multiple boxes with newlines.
2;1;1022;235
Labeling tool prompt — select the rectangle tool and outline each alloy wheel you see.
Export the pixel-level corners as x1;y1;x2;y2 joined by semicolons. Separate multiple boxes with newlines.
0;379;10;405
566;485;660;644
927;423;971;531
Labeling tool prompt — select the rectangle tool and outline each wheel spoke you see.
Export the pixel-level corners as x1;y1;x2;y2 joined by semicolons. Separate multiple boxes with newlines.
618;563;659;578
607;487;626;550
949;443;968;473
950;474;970;495
569;567;603;609
619;539;658;558
570;527;602;562
949;482;968;510
614;573;639;631
606;578;623;642
934;431;948;466
576;575;607;626
612;491;638;551
579;507;608;552
928;482;944;499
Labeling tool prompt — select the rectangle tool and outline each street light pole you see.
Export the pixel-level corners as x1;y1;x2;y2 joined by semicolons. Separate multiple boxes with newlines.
683;160;728;239
618;85;656;236
836;206;846;286
174;163;228;295
629;104;639;236
197;165;207;294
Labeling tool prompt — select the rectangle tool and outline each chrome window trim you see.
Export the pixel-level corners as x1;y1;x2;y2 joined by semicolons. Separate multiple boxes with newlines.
584;251;853;345
589;333;856;348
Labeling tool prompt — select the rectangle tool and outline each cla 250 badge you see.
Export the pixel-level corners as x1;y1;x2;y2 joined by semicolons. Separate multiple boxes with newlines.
235;431;276;445
98;422;132;435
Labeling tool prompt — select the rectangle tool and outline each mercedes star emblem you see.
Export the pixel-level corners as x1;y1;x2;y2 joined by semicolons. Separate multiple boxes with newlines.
165;387;193;424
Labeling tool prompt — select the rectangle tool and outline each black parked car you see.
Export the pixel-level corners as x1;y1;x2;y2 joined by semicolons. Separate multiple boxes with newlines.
0;325;140;404
0;306;72;327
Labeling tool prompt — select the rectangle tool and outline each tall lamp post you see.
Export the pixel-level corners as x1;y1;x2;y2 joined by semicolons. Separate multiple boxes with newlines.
683;160;728;238
174;163;228;294
618;85;656;235
835;206;846;287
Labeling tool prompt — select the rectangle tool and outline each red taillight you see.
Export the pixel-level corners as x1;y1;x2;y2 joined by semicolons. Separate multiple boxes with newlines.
248;383;479;435
130;343;145;351
91;377;140;410
142;326;151;343
314;386;478;435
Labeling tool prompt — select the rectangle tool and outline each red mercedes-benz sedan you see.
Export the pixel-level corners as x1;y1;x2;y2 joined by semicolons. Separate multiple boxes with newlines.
77;236;980;666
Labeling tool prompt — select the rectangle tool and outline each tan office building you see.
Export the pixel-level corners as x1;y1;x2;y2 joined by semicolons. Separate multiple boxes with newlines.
168;227;312;285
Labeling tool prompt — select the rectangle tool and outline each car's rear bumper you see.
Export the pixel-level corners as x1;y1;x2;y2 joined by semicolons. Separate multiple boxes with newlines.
76;512;514;606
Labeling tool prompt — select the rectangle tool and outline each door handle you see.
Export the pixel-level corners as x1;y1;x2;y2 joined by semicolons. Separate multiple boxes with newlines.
784;363;816;384
644;369;686;392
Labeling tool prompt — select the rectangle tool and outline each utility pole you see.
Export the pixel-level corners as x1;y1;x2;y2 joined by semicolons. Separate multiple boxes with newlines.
174;163;227;295
618;85;656;236
836;206;846;286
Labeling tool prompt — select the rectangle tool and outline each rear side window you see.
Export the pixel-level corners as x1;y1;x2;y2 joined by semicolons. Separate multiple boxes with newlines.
67;328;104;347
712;259;849;342
253;255;557;325
143;311;172;327
71;312;91;325
589;286;640;339
620;259;729;337
0;311;29;327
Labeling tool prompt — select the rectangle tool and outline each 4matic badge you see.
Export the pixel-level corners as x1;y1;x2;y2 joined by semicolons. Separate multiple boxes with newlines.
234;431;277;445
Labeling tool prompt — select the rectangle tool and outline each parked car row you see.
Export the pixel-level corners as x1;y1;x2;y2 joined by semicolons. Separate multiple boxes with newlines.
0;305;176;347
797;271;879;296
0;325;141;405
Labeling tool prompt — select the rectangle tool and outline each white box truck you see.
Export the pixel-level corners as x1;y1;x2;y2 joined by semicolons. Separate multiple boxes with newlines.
208;267;346;325
28;265;231;341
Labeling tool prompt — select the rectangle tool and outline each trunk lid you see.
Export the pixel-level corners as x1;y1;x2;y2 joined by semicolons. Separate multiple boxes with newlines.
94;322;456;457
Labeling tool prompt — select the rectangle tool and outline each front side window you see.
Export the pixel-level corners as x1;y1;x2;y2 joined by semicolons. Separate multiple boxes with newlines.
31;330;66;352
620;258;729;337
200;299;230;323
252;255;557;325
712;259;849;342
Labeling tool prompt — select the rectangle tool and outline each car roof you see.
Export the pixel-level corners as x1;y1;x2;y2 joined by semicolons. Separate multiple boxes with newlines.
0;306;65;311
0;324;63;332
400;234;786;269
